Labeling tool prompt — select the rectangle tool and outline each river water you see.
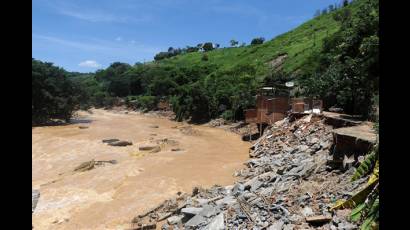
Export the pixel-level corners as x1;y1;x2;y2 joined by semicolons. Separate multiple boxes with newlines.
32;109;250;229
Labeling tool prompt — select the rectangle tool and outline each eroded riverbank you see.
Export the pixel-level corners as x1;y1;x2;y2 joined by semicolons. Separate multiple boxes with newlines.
32;109;250;229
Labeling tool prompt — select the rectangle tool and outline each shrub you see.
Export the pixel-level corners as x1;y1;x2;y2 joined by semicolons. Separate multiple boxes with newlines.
251;37;265;45
221;110;234;121
136;95;157;111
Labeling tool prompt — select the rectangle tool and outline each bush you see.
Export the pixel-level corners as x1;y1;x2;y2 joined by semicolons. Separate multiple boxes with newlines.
32;59;82;124
136;95;157;111
251;37;265;45
221;110;234;121
202;42;214;51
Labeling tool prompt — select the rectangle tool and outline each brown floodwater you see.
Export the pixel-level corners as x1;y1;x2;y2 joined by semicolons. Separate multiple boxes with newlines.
32;109;250;229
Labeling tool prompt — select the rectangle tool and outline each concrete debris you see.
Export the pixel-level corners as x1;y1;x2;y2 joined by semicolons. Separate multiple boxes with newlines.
306;215;332;224
204;212;225;230
32;190;40;213
181;207;203;216
167;215;184;225
131;113;371;229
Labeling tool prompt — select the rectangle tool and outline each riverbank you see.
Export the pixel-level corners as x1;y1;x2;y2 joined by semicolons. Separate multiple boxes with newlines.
32;109;250;229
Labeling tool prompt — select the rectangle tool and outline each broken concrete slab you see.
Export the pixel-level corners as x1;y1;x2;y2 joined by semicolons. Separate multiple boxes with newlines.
204;212;225;230
198;204;219;218
323;112;363;128
330;124;377;168
32;189;40;213
181;207;203;216
167;215;184;225
184;213;207;228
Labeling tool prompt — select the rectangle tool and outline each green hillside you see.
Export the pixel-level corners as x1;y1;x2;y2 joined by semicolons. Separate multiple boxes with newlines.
155;8;344;79
33;0;378;123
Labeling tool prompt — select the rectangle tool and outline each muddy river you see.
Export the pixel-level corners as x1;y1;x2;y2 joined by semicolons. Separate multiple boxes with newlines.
32;109;250;229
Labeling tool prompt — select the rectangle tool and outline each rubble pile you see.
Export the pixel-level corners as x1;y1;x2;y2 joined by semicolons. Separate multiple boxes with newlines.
131;114;369;230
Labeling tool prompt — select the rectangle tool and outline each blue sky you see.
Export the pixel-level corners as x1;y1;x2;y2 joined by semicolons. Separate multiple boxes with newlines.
32;0;339;72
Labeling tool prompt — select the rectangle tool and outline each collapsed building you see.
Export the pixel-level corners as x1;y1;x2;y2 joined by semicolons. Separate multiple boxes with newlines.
129;109;377;230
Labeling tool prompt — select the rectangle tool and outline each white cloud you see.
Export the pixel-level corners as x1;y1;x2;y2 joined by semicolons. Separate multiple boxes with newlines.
116;37;123;41
57;7;152;24
78;60;101;68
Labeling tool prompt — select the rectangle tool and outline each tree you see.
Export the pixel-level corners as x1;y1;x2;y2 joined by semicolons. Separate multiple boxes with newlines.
202;42;214;51
314;9;321;17
328;4;335;12
343;0;349;7
251;37;265;45
322;8;328;15
230;39;239;47
240;42;246;47
301;0;379;117
32;59;82;124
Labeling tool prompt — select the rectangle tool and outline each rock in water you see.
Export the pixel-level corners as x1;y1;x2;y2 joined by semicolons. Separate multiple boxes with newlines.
108;140;133;146
102;138;120;143
32;190;40;213
139;144;160;151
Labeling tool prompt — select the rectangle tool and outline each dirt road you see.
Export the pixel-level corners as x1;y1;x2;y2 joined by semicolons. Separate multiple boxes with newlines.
32;109;250;229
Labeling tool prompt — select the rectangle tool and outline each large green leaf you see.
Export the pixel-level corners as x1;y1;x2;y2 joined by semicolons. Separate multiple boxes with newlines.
331;178;378;210
360;198;379;230
352;144;378;181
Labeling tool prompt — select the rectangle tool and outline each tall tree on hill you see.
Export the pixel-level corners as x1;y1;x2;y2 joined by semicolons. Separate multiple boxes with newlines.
230;39;239;47
343;0;349;7
202;42;214;51
251;37;265;45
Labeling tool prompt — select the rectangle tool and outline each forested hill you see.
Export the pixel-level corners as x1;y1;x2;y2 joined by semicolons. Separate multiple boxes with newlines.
32;0;378;124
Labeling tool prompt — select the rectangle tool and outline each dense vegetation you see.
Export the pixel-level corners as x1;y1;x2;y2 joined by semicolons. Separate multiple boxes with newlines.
32;59;84;125
32;0;378;125
300;0;379;117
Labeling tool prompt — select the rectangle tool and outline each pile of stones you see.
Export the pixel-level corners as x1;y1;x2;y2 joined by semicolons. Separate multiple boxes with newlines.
130;114;369;230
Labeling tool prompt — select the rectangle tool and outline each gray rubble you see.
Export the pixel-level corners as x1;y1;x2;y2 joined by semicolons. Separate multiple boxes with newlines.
132;114;370;229
32;189;40;213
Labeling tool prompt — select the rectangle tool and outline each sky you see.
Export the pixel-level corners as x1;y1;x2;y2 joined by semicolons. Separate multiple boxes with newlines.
32;0;339;72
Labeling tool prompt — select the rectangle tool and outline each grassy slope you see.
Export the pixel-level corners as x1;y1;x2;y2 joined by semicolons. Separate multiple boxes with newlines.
153;4;359;80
